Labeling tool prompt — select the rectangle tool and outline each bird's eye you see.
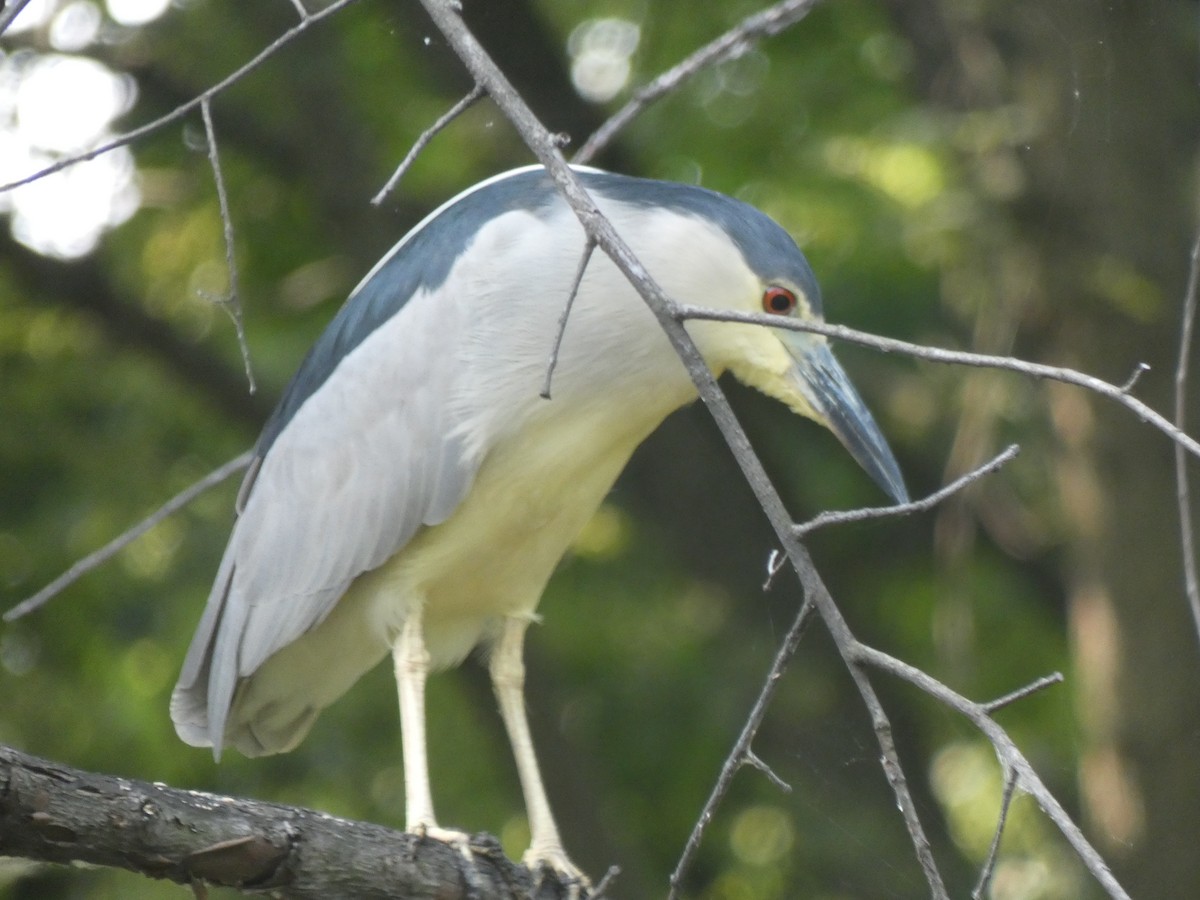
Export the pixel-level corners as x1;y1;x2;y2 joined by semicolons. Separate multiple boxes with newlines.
762;286;797;315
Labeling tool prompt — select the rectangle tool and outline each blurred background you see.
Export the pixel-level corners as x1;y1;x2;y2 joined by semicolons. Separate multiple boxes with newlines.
1;0;1198;897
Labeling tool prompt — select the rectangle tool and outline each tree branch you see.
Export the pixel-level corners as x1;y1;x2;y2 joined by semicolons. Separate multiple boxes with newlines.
0;0;365;195
1174;219;1200;646
574;0;822;165
4;452;254;622
201;98;256;396
677;305;1200;460
0;744;567;899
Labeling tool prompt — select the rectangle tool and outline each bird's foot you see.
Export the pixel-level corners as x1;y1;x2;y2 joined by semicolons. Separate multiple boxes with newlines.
411;822;475;860
524;845;592;899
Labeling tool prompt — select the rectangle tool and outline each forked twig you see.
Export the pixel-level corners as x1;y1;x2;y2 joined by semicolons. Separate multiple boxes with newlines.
201;99;256;394
763;444;1018;590
794;444;1020;538
853;643;1129;899
669;597;816;895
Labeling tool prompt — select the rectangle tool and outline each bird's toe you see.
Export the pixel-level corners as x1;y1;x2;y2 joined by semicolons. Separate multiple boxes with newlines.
525;845;592;898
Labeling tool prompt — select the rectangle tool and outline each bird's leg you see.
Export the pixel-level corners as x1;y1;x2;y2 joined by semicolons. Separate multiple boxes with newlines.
490;616;590;892
394;609;474;854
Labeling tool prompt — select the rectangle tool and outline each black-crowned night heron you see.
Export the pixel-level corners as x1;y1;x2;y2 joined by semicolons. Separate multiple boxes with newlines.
172;165;907;886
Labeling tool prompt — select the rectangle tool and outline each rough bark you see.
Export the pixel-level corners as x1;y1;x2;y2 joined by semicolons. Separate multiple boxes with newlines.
0;744;575;899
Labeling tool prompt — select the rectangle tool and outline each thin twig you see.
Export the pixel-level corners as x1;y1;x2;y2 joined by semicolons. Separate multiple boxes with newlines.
744;749;792;793
1175;221;1200;646
4;452;254;622
972;767;1020;900
0;0;364;195
1119;362;1150;393
764;444;1018;589
371;84;485;206
287;0;309;19
677;305;1200;461
795;444;1020;537
670;596;817;895
573;0;821;165
828;588;948;898
201;99;256;395
0;0;34;38
589;865;621;899
853;643;1130;899
419;3;950;894
981;672;1064;715
541;238;596;399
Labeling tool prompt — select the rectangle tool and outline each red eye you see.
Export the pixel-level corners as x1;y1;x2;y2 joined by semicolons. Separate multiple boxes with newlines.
762;286;797;315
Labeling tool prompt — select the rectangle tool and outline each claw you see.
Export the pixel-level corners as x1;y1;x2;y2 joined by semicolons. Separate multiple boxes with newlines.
526;846;592;899
413;824;483;894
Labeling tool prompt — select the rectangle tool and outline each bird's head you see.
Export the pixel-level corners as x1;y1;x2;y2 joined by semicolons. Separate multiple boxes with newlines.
595;174;909;505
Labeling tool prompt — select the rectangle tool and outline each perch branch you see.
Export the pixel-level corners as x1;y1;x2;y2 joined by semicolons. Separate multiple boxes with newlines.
0;743;566;899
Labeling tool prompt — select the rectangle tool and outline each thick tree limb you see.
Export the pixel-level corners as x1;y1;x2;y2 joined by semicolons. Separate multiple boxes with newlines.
0;744;569;899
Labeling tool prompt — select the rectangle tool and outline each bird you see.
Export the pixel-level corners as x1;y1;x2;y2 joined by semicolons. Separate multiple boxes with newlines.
171;164;907;887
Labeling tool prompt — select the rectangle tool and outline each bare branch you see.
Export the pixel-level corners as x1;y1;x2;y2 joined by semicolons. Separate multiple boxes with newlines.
573;0;821;165
669;597;817;896
4;452;253;622
286;0;309;19
972;767;1020;900
0;0;34;38
677;305;1200;460
201;99;256;395
981;672;1064;715
744;749;792;793
371;84;486;206
0;743;567;899
541;238;596;399
589;865;622;898
1175;221;1200;646
0;0;364;195
795;444;1020;537
822;587;949;899
1119;361;1151;393
853;643;1130;899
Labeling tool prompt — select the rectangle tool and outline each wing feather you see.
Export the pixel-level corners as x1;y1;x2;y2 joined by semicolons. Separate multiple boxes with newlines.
171;284;476;755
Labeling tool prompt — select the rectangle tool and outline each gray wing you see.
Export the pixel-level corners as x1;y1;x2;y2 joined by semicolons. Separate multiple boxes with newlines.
170;285;476;756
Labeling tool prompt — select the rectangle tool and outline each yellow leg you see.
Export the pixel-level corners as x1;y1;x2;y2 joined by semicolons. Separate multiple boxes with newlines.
490;616;590;889
394;609;439;831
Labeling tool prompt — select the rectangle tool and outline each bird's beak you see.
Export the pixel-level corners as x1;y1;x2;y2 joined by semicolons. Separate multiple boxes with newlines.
785;338;909;504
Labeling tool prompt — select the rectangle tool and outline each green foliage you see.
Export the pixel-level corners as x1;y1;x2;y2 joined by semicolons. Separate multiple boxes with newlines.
3;0;1197;897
